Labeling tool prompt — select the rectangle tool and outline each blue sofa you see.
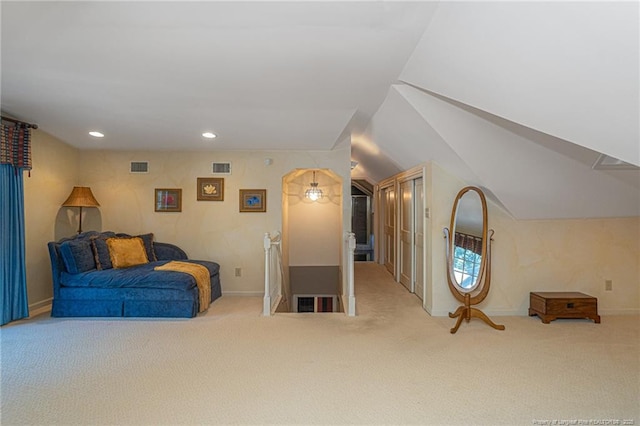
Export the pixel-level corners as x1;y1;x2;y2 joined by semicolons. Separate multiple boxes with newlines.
48;231;222;318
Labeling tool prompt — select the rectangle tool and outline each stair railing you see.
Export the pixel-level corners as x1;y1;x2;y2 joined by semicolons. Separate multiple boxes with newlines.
263;231;284;316
344;232;356;316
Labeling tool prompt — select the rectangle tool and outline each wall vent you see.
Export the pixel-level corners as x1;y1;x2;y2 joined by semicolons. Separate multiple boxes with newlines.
212;162;232;175
130;161;149;173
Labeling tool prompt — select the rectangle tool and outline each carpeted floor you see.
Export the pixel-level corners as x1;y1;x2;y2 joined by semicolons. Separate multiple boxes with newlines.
1;262;638;425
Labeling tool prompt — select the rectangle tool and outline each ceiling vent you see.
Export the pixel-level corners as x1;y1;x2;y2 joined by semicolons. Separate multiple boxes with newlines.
212;162;231;175
592;154;639;171
130;161;149;173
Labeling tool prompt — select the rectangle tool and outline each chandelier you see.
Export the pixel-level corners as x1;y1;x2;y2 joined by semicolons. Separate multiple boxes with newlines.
304;171;323;201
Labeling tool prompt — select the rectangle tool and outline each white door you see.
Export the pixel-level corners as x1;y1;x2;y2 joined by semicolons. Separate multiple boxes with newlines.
399;180;414;292
414;178;424;301
383;187;395;276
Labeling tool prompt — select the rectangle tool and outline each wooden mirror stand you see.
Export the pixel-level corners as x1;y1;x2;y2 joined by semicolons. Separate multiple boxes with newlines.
443;186;505;334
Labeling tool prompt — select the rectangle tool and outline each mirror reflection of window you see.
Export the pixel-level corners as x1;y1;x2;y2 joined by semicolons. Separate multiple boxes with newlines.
453;232;483;289
453;245;482;288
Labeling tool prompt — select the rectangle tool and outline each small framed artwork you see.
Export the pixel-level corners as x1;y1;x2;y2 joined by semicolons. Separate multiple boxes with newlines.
239;189;267;212
197;177;224;201
155;188;182;212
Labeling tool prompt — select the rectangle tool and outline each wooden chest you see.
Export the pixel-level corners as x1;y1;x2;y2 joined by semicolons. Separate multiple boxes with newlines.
529;292;600;324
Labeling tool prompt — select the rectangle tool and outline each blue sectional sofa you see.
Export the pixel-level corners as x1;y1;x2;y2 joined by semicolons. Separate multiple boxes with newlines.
48;231;222;318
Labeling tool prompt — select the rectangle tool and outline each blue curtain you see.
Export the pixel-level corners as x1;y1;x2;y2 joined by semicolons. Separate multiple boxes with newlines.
1;121;31;325
1;164;29;325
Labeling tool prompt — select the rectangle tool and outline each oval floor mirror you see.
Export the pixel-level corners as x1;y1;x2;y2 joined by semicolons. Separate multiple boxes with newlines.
443;186;505;334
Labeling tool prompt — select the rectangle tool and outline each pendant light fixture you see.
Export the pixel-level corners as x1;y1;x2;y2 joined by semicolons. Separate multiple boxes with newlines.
304;170;323;201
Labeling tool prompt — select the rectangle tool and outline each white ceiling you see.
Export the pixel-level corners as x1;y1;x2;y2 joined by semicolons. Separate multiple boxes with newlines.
2;1;639;219
352;1;639;219
1;1;434;151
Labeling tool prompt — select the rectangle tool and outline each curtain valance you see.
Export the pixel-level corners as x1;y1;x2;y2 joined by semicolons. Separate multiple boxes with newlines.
1;123;32;170
454;231;483;256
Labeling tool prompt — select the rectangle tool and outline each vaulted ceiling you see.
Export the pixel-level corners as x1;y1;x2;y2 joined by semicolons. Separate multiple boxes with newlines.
2;1;638;219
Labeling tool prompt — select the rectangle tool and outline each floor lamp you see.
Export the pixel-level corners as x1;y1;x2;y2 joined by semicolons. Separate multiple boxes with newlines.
62;186;100;234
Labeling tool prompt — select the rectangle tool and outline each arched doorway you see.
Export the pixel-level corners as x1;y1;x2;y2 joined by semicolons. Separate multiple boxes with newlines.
280;168;344;313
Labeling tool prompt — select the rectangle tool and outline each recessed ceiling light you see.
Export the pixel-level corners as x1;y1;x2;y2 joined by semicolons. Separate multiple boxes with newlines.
202;132;217;139
89;131;104;138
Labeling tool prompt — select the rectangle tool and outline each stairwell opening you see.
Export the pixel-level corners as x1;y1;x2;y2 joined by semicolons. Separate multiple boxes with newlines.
276;168;343;313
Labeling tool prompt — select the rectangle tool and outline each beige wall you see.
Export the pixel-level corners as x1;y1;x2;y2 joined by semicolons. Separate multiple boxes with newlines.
424;162;463;315
77;148;350;296
26;135;636;316
24;130;79;307
287;169;342;266
489;213;640;316
426;162;640;316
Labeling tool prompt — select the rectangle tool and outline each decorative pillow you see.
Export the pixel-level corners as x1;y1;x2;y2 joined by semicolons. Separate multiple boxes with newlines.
115;233;157;262
106;237;149;269
137;233;157;262
59;239;96;274
90;232;116;270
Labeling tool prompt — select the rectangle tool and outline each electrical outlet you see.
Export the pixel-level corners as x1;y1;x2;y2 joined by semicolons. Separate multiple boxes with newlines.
605;279;613;291
235;268;242;277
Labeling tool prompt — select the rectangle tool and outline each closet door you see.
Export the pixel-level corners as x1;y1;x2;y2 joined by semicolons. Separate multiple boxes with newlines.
414;178;424;300
383;187;396;276
399;180;414;292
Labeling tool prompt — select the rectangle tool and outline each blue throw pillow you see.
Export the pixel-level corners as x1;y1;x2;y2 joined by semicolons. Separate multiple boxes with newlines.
91;238;112;270
90;232;117;270
137;233;157;262
59;239;96;274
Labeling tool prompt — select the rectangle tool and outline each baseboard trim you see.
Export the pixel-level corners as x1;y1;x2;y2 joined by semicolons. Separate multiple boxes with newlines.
430;308;526;317
28;298;52;317
598;309;640;315
222;291;264;297
29;297;53;310
430;308;640;317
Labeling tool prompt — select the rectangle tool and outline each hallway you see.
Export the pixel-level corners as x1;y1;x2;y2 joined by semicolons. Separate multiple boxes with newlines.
352;261;426;320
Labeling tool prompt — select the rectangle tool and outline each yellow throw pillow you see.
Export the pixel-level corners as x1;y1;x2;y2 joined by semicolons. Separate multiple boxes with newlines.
106;237;149;269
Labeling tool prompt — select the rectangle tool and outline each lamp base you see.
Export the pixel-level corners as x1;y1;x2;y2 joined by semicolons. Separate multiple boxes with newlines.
77;206;84;234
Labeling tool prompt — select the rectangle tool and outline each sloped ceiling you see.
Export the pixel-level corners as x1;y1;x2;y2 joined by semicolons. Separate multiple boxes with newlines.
360;1;639;219
395;85;639;219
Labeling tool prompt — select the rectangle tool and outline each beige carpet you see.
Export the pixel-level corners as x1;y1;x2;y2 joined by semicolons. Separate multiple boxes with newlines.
1;262;638;425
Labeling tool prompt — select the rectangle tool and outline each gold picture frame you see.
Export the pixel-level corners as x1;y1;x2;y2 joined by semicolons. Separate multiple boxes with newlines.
239;189;266;212
197;177;224;201
155;188;182;212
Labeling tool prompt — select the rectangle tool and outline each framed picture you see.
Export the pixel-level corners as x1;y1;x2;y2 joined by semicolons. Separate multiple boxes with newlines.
239;189;266;212
197;177;224;201
155;188;182;212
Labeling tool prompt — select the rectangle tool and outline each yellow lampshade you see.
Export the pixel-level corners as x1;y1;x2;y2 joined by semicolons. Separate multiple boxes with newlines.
62;187;100;207
62;187;100;234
